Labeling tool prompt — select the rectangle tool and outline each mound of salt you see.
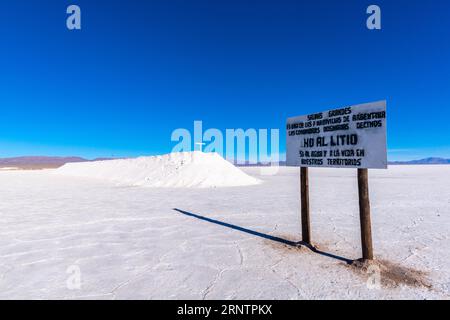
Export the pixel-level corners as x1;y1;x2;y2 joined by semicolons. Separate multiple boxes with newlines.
55;152;261;188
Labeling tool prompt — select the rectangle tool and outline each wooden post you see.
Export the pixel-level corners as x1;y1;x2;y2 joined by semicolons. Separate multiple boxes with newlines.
300;167;311;244
357;168;374;260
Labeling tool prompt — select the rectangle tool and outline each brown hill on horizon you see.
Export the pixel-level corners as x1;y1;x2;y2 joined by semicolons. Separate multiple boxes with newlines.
0;156;90;170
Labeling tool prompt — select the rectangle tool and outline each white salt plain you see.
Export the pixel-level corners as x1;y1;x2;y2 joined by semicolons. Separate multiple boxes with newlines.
0;161;449;299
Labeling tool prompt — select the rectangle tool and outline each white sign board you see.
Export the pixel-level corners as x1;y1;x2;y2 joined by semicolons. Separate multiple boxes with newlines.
286;101;387;169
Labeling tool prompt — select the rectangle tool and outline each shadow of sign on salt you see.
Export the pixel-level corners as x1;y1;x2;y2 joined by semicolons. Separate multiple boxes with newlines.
173;208;353;265
173;208;433;291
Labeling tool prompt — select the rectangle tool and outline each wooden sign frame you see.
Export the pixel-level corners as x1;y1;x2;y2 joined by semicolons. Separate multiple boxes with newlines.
300;167;373;261
289;101;387;261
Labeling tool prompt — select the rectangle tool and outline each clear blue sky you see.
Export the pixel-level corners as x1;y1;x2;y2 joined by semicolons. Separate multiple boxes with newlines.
0;0;449;160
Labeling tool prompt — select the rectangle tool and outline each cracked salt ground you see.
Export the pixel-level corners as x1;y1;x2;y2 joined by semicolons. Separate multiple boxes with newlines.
0;165;449;299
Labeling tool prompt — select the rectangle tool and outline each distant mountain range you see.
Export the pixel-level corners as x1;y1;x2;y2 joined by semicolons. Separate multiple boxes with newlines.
0;156;448;170
0;156;114;170
236;158;450;166
388;157;450;165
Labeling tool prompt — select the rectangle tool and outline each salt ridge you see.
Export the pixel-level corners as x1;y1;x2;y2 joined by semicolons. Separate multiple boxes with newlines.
55;151;261;188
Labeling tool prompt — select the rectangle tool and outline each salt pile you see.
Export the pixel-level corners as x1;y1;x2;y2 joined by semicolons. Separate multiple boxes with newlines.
55;152;261;188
